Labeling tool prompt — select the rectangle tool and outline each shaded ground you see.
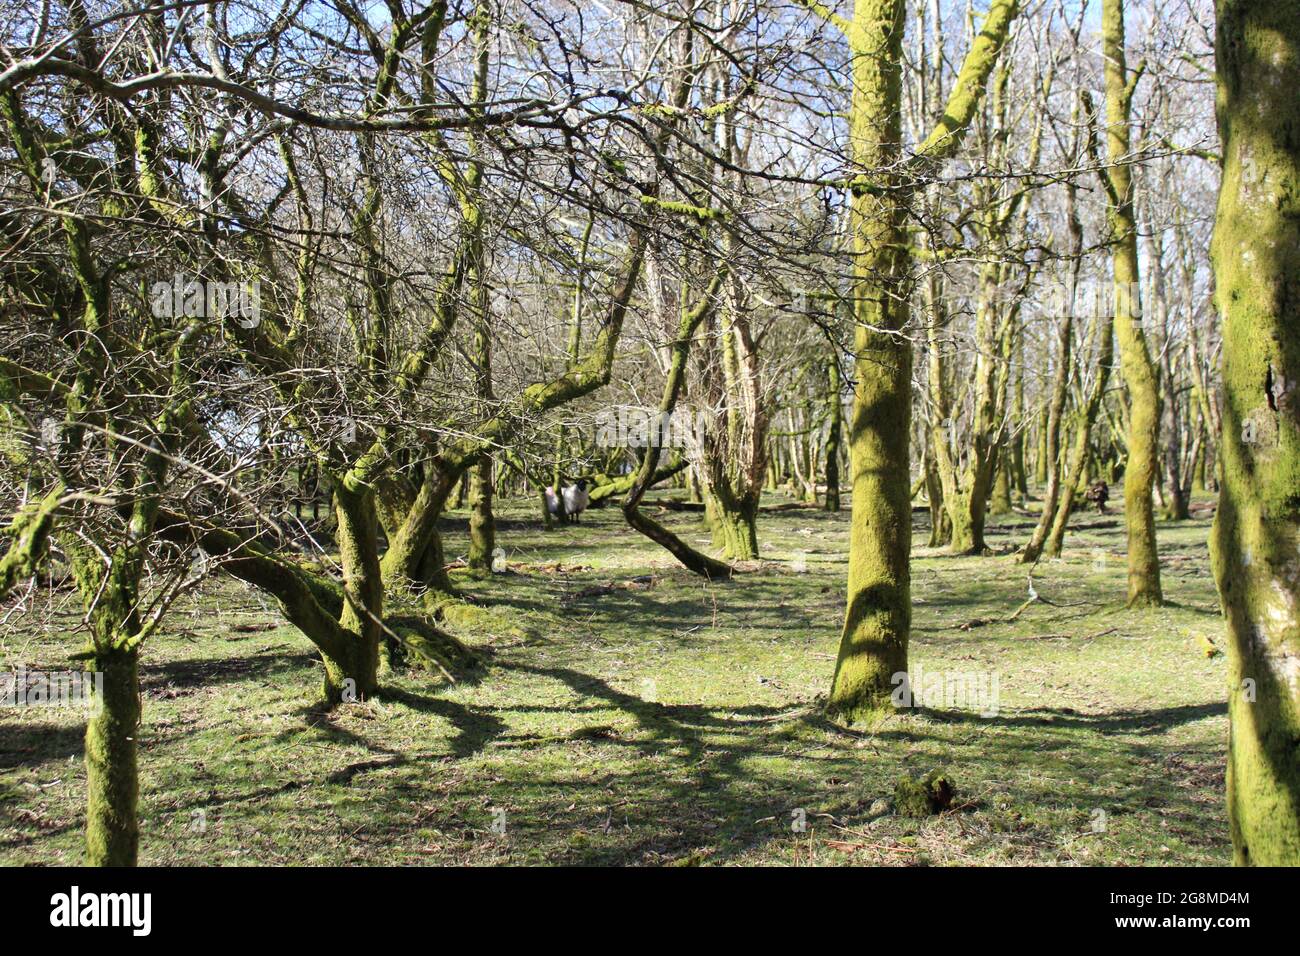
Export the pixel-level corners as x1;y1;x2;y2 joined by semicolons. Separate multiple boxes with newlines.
0;489;1230;865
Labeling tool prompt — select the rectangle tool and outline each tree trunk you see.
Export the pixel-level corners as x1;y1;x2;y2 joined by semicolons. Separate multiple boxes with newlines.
467;456;495;573
332;479;382;695
826;0;1018;723
825;355;842;512
381;460;462;601
989;450;1013;516
711;488;759;560
1210;0;1300;865
924;450;948;548
1102;0;1162;607
85;646;140;866
1035;406;1050;486
826;0;911;725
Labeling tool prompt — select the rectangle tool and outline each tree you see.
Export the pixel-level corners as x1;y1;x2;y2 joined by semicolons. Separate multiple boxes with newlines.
1210;0;1300;865
1100;0;1163;607
809;0;1021;723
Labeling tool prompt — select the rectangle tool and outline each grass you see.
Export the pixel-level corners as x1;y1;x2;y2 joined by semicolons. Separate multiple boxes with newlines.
0;489;1231;866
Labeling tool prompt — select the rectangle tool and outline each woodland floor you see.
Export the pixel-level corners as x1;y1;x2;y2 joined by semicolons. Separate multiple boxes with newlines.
0;489;1231;866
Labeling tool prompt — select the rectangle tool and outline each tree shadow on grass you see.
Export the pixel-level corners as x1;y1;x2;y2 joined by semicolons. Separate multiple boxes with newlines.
399;660;1229;864
905;701;1227;736
381;687;509;759
0;720;84;770
142;651;318;691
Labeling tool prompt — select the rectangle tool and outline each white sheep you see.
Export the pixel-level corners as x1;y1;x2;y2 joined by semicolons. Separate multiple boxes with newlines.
544;479;591;524
562;480;591;523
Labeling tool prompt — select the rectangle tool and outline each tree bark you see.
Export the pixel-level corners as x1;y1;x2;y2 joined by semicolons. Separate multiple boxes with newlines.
825;354;843;511
84;646;140;866
467;456;495;573
1210;0;1300;865
332;478;383;695
1101;0;1163;606
825;0;1019;723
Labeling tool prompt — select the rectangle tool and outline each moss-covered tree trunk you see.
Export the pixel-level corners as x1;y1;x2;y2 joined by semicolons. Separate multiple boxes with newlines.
824;0;1019;723
381;461;461;602
467;457;495;573
465;306;495;569
712;488;760;560
825;355;842;512
697;236;769;560
1102;0;1162;607
1209;0;1300;865
989;451;1013;516
85;646;141;866
331;479;382;697
462;3;496;575
826;0;911;724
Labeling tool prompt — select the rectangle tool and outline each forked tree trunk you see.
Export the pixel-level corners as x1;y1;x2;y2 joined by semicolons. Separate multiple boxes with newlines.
825;0;1019;723
1209;0;1300;865
381;462;462;602
1101;0;1163;607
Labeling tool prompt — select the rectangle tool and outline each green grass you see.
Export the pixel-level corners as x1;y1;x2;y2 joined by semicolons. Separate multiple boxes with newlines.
0;490;1231;865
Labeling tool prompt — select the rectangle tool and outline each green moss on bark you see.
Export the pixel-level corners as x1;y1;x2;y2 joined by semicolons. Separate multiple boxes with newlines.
1101;0;1163;608
1210;0;1300;866
827;0;1018;722
895;771;956;818
85;647;141;866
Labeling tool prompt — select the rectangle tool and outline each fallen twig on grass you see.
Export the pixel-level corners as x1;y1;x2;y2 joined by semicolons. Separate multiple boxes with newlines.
564;575;658;603
825;838;918;855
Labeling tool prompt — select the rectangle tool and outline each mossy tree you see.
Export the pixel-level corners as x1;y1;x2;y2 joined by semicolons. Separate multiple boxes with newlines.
1209;0;1300;865
2;61;202;864
802;0;1021;723
697;247;770;562
1100;0;1162;607
928;54;1044;555
464;7;497;576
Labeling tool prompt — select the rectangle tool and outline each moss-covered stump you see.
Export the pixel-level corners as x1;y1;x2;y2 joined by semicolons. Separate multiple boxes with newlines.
895;771;956;818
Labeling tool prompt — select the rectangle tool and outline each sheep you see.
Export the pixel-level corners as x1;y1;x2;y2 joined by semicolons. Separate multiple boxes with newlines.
543;486;562;519
544;479;591;524
562;479;591;523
